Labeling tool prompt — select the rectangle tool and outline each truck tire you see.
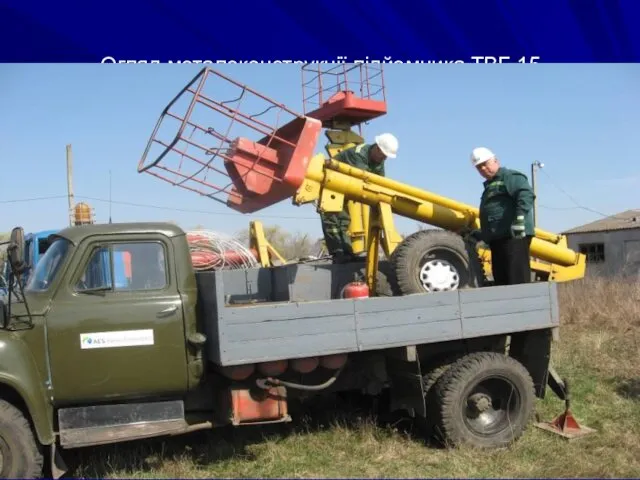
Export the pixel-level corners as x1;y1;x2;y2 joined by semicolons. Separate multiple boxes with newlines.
430;352;535;449
359;263;394;297
0;400;43;478
390;230;484;295
422;354;466;400
418;353;465;437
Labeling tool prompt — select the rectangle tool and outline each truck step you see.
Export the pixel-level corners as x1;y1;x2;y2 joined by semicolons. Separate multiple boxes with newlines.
57;399;187;448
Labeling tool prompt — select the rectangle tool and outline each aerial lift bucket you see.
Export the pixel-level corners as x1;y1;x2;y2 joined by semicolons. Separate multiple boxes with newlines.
138;67;323;213
301;62;388;128
534;372;596;440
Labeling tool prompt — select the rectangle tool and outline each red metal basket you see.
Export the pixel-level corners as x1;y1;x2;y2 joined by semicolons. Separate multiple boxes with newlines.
138;67;323;213
301;63;387;127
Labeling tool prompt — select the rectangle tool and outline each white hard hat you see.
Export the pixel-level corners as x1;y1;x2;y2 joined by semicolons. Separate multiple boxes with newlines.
375;133;398;158
470;147;495;167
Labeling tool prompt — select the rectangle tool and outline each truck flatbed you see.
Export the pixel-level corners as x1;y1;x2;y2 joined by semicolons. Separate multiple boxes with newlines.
197;263;559;367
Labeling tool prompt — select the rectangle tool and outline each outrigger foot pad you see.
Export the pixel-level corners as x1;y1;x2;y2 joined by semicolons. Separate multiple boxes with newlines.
534;371;597;440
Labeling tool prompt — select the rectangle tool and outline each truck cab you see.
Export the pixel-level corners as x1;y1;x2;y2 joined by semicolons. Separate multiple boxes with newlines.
14;222;198;401
0;222;204;477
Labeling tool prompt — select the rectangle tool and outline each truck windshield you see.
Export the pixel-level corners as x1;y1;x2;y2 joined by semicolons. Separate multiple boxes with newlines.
25;238;70;292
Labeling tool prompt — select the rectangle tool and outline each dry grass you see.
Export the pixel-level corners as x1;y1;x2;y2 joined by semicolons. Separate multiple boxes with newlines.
63;277;640;479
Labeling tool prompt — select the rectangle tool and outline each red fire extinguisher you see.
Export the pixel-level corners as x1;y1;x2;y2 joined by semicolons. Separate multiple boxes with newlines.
342;273;370;299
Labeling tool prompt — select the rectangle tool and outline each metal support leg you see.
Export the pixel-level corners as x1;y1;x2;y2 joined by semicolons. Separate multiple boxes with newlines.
365;206;382;295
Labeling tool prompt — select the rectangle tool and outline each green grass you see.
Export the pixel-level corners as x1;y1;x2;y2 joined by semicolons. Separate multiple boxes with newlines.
64;277;640;478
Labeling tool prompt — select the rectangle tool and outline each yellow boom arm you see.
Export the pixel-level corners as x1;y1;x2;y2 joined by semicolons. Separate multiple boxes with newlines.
295;154;586;282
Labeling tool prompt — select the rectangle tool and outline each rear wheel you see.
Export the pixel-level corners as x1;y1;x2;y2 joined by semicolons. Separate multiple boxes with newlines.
0;400;43;478
430;352;535;448
391;230;485;295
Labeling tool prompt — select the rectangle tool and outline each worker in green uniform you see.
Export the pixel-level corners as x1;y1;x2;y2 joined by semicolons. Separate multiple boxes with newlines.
468;147;535;285
321;133;399;263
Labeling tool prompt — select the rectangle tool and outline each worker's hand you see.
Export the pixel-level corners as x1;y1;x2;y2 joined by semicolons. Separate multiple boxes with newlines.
511;215;526;239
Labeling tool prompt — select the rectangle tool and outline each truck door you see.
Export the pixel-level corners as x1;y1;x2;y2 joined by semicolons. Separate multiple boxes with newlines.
45;235;189;405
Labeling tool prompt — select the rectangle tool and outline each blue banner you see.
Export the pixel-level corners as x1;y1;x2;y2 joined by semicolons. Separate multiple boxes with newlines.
1;0;639;63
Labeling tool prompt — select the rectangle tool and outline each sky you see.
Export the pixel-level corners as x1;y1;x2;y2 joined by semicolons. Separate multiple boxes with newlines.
1;63;639;240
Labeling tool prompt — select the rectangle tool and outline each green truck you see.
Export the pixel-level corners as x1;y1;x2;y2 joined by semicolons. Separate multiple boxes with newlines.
0;222;568;478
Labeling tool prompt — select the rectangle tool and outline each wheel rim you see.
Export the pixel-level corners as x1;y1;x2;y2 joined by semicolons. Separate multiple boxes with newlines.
418;250;463;292
419;259;459;291
462;376;522;437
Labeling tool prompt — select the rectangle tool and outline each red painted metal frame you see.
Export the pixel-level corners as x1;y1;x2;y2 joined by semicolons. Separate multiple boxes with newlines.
301;63;388;127
138;67;322;213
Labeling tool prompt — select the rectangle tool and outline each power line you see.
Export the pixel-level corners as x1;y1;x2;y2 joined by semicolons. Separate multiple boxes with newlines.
0;193;319;220
537;169;640;229
538;169;614;218
77;195;320;220
0;195;68;204
538;205;582;211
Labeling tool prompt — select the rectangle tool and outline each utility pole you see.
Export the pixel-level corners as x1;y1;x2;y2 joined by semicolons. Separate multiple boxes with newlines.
109;170;113;224
531;160;544;227
66;144;74;227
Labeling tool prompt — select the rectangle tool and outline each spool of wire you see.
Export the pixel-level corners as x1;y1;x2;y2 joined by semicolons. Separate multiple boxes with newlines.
186;230;259;271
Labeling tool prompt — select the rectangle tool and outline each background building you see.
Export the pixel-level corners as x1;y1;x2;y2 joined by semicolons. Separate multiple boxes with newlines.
563;209;640;278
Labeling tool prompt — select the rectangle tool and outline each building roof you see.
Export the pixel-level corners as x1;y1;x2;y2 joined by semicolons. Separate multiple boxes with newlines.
563;209;640;234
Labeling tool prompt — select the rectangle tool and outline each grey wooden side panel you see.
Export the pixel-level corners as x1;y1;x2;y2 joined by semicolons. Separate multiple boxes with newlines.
224;316;355;343
220;268;273;303
355;291;459;313
357;318;462;350
459;282;550;302
549;282;560;325
461;296;550;318
461;310;556;338
354;292;462;350
219;330;358;365
217;278;358;364
272;263;335;301
223;298;355;324
196;271;227;365
459;282;556;338
207;268;559;366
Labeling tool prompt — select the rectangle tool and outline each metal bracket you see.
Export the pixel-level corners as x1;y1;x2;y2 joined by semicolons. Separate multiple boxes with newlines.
534;372;597;439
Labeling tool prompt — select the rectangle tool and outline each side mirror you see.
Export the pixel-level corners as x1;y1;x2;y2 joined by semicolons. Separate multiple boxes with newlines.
8;227;26;275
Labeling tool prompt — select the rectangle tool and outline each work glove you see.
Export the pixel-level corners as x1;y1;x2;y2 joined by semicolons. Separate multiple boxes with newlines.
511;215;526;239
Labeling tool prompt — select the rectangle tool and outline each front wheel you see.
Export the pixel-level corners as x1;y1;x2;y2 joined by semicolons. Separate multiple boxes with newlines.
430;352;535;449
0;400;44;478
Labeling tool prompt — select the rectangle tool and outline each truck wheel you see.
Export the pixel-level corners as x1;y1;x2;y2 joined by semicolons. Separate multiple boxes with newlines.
422;354;465;399
0;400;43;478
431;352;535;449
391;230;484;295
418;354;465;437
358;263;394;297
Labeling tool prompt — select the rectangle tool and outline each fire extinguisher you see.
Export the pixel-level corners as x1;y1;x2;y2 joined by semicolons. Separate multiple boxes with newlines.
342;273;370;299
